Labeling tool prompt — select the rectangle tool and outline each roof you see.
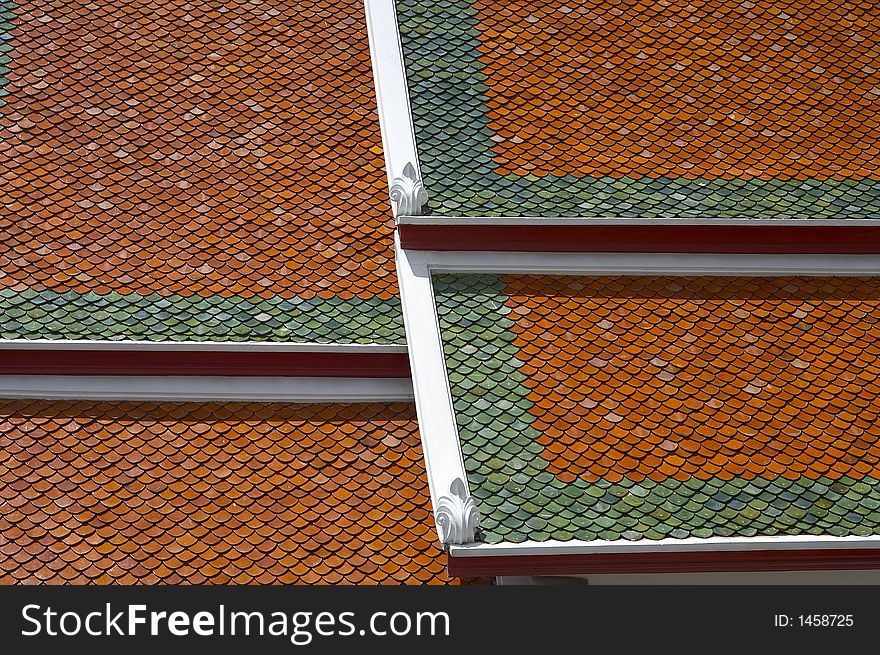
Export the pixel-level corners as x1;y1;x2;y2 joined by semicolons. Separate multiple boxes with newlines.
2;0;878;586
433;272;880;544
0;0;402;344
0;399;466;584
397;0;880;218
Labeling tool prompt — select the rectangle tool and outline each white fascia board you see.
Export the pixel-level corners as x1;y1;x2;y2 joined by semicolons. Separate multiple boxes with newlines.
0;376;414;402
398;216;880;226
412;249;880;276
0;340;407;352
396;234;471;544
450;534;880;558
365;0;423;214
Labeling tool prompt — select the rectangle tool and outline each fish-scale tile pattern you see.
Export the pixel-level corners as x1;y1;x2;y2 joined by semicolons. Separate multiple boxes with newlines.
397;0;880;218
0;288;403;342
434;273;880;544
397;0;499;216
0;0;402;343
0;1;12;103
0;400;466;584
477;0;880;180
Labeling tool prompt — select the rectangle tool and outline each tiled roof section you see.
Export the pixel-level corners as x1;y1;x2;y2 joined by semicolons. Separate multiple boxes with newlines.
477;0;880;181
434;273;880;544
0;2;11;97
0;400;464;584
0;289;402;342
0;0;403;343
398;0;880;218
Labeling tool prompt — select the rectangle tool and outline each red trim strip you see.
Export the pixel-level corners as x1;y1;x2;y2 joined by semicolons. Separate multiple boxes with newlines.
399;223;880;253
0;350;411;378
448;548;880;576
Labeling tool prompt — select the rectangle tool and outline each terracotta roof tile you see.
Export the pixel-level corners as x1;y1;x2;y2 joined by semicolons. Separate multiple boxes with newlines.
0;0;402;343
0;400;479;584
434;273;880;544
398;0;880;217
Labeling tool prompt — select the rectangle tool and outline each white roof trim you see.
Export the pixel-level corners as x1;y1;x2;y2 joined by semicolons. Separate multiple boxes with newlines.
398;216;880;226
414;249;880;276
0;375;414;402
396;234;477;545
450;534;880;557
398;238;880;549
0;340;407;352
365;0;425;217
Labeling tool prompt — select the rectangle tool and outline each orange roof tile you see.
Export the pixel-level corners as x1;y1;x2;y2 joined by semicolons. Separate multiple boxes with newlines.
475;0;880;180
0;400;472;584
0;0;393;300
500;275;880;484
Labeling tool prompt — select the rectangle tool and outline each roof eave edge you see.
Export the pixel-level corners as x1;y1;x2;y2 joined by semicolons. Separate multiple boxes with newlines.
398;216;880;226
397;218;880;253
0;340;407;352
0;343;412;378
450;534;880;557
0;375;414;402
448;537;880;576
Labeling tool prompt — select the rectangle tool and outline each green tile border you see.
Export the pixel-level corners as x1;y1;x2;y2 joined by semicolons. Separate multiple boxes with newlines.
433;272;880;543
0;288;405;344
397;0;880;218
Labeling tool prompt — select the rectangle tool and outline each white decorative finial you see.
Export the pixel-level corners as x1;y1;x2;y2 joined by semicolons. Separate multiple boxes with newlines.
390;162;428;216
435;477;480;546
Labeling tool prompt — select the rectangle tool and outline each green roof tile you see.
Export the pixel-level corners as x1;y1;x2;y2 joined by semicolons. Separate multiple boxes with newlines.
0;288;404;344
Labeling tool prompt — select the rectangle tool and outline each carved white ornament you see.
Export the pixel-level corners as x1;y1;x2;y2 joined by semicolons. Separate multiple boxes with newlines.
435;477;480;545
390;162;428;216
